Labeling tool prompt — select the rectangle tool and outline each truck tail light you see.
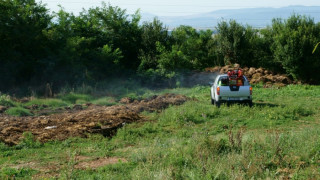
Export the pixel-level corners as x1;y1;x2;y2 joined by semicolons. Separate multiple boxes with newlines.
250;86;252;95
217;87;220;95
238;69;242;77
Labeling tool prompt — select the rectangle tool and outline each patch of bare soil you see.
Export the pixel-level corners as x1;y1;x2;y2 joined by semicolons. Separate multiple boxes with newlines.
0;93;188;145
75;157;127;169
205;64;294;87
11;161;60;173
10;156;126;178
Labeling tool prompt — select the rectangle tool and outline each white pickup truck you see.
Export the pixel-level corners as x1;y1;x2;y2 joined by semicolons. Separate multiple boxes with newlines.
210;74;253;107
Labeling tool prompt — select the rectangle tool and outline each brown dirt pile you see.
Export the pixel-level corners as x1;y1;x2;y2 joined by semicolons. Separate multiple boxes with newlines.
0;93;188;145
205;64;293;86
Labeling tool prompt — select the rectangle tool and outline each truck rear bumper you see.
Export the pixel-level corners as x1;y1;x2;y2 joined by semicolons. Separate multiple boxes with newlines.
219;99;251;103
219;96;252;101
219;99;253;107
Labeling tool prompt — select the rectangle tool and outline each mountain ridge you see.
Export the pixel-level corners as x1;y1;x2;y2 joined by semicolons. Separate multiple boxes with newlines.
141;6;320;29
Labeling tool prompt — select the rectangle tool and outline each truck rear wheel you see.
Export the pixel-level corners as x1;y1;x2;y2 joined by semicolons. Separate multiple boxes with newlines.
215;100;221;108
210;92;214;105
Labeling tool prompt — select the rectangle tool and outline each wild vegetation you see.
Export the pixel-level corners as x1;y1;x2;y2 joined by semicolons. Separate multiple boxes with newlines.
1;0;320;179
0;0;320;96
1;85;320;179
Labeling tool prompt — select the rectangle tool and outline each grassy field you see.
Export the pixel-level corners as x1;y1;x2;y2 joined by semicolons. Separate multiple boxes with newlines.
1;84;320;179
0;80;160;116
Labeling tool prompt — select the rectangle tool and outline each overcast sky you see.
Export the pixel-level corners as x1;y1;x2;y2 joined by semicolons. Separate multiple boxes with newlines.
38;0;320;16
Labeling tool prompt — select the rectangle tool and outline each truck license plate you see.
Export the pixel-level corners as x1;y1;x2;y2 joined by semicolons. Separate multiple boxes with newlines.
228;97;239;100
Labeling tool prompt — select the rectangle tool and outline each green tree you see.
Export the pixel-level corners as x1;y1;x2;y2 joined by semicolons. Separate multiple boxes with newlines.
170;26;214;69
138;18;171;72
256;27;283;72
214;20;284;72
88;3;142;70
271;14;320;83
45;5;133;84
215;20;247;65
0;0;51;90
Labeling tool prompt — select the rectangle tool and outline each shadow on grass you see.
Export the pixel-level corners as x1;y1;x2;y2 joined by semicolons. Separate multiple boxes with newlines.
254;102;280;108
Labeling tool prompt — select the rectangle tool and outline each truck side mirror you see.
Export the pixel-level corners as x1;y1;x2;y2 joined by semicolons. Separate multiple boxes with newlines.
209;82;214;86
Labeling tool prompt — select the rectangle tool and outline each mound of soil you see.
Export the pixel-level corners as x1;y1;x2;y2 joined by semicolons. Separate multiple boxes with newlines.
0;93;188;145
205;64;293;86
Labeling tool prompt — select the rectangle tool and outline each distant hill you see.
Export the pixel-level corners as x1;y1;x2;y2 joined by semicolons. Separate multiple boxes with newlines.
141;6;320;29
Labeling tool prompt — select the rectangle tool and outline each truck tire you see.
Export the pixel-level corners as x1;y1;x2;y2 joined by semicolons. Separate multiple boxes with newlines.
215;100;221;108
210;91;214;105
248;100;253;107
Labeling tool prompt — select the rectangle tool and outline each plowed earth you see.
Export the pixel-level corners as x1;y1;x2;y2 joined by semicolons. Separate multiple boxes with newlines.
0;93;188;145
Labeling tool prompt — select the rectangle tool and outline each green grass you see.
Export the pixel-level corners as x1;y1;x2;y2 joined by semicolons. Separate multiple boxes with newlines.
1;85;320;179
0;167;38;179
0;94;18;107
59;93;94;104
91;97;118;106
5;107;33;116
24;99;70;108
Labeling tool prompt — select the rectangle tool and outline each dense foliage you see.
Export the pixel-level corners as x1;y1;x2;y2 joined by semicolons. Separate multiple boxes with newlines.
0;0;319;94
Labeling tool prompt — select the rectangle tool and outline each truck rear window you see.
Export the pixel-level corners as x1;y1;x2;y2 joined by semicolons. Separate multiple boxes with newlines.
218;76;248;86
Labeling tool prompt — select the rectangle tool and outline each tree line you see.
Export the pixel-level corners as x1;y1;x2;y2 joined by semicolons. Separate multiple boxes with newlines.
0;0;319;94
